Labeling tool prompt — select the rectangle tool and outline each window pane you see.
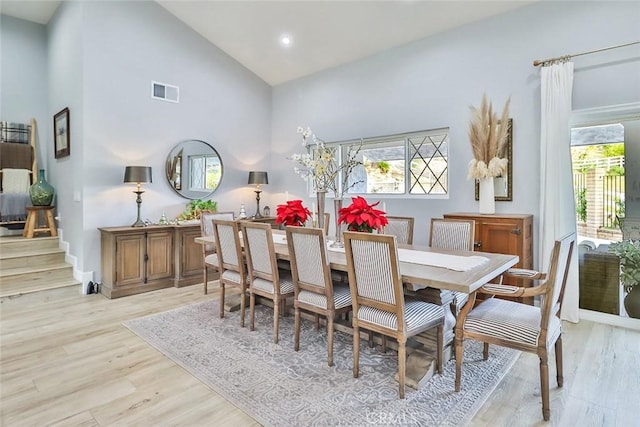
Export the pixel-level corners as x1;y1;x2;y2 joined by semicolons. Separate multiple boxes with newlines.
346;140;405;194
409;132;448;195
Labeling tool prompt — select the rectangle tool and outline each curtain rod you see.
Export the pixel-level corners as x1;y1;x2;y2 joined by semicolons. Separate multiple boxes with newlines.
533;41;640;67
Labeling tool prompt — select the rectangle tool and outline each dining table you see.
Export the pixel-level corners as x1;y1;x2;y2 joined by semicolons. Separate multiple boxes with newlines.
195;229;519;388
196;229;519;294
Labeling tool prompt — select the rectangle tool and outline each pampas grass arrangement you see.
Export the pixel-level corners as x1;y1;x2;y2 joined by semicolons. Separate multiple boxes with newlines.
468;94;511;180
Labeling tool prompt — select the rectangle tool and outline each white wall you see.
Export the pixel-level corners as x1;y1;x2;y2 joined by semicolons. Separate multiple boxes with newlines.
0;15;49;167
46;1;272;282
271;1;640;264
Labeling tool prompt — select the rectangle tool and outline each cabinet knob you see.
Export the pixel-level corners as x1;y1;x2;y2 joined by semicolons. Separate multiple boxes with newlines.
511;228;522;235
474;241;482;249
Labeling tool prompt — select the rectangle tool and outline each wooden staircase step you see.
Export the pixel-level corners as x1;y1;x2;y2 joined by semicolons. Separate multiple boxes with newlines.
0;248;66;270
0;236;79;298
0;278;80;298
0;236;59;252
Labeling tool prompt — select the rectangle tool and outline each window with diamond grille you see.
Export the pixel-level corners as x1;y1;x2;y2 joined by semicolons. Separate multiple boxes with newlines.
315;128;448;197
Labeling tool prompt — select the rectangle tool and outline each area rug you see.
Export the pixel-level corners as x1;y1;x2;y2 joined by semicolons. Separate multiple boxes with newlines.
124;301;519;427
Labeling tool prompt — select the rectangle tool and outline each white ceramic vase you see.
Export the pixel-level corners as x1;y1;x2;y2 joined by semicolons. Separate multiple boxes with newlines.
479;178;495;214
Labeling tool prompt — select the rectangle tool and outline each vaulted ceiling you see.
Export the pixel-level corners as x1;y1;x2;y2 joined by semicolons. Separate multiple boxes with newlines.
0;0;535;85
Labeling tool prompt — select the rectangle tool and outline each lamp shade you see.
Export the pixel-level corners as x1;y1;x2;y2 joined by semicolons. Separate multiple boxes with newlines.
247;171;268;186
124;166;153;184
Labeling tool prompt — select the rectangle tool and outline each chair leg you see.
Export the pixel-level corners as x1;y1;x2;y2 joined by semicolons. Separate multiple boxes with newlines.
315;313;320;331
204;267;208;295
436;324;443;374
327;315;335;367
294;306;301;352
555;336;564;387
539;354;551;421
219;283;226;318
483;342;489;360
273;297;280;344
249;292;256;331
381;336;387;353
398;337;407;399
240;286;246;328
369;332;375;348
353;325;360;378
454;333;463;392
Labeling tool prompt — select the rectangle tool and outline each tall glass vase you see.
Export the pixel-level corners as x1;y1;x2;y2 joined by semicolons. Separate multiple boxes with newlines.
29;169;55;206
330;198;344;248
316;190;326;230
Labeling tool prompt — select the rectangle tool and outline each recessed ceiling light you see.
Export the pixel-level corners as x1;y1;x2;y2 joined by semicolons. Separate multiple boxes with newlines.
279;34;292;47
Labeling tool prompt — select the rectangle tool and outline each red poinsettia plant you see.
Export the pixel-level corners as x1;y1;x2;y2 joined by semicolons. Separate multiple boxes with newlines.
338;196;388;233
275;199;311;226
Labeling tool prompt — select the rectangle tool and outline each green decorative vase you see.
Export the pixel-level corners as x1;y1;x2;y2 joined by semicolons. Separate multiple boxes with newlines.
29;169;55;206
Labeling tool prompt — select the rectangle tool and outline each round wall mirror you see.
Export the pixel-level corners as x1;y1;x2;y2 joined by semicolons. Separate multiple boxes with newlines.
166;139;223;199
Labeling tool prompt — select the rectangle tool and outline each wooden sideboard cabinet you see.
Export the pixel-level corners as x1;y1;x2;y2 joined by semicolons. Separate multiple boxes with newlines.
443;212;534;304
99;224;204;298
100;226;174;298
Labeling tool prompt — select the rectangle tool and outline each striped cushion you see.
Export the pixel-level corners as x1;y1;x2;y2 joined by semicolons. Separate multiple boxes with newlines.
357;299;443;334
221;269;247;285
298;284;352;309
464;298;562;347
252;272;295;295
453;291;469;308
204;253;219;268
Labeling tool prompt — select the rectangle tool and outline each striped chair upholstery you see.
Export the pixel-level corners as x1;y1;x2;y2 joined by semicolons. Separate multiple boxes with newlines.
429;218;476;310
242;222;295;344
286;226;353;366
201;211;235;294
429;218;475;251
344;232;445;399
455;232;575;422
384;216;415;245
212;219;249;327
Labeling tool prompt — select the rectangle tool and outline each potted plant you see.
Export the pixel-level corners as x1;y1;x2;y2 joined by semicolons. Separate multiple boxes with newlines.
338;196;388;233
177;199;217;221
609;239;640;318
275;200;311;226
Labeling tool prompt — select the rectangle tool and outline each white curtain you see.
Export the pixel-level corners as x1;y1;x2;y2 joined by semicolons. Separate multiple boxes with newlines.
539;61;579;322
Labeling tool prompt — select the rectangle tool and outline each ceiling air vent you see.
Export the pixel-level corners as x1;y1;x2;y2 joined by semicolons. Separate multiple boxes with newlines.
151;81;179;103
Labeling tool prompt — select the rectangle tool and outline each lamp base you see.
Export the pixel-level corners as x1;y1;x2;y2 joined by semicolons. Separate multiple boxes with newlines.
131;190;146;227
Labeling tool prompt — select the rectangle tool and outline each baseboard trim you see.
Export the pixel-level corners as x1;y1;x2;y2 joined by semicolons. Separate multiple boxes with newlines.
579;309;640;331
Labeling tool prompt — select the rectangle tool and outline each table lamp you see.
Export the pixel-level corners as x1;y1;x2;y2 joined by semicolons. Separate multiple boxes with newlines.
124;166;152;227
248;171;268;219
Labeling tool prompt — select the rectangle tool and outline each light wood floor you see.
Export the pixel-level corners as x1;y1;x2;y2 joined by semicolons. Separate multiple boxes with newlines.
1;285;638;426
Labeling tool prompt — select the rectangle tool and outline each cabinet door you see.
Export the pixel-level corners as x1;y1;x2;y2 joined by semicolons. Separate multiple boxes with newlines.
147;231;174;281
479;220;521;264
115;234;145;286
181;227;204;277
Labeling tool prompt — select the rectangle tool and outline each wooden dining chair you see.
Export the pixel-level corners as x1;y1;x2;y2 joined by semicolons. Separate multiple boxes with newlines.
344;231;445;399
286;226;352;366
454;232;575;421
212;219;249;327
242;222;295;344
384;216;415;245
429;218;475;250
201;211;235;294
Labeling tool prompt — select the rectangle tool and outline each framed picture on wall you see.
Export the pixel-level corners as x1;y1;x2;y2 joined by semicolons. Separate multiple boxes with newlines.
54;107;70;159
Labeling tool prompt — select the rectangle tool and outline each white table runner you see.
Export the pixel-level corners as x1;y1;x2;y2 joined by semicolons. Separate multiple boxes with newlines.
327;243;488;272
272;234;288;245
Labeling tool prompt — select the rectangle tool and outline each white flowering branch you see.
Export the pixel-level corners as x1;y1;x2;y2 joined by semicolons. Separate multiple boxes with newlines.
290;126;363;197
